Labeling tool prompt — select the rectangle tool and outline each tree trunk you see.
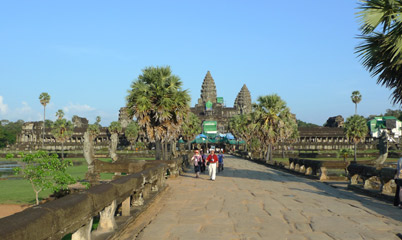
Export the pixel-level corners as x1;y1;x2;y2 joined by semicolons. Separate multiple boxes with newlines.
164;141;168;160
42;106;45;149
110;133;118;162
155;140;162;160
269;144;273;162
353;143;357;162
61;141;64;161
282;143;285;159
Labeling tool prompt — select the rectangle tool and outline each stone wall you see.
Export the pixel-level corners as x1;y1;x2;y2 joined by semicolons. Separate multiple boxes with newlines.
0;154;191;240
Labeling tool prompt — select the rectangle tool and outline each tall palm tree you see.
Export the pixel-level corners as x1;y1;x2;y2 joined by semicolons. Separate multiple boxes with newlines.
351;91;362;115
51;110;74;160
56;109;64;120
344;115;369;162
356;0;402;104
126;66;190;160
39;92;50;148
253;94;297;162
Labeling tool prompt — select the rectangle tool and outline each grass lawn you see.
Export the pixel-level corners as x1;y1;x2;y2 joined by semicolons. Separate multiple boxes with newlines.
0;158;116;204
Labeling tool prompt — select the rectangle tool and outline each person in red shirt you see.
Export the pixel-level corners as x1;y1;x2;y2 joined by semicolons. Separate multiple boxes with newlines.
206;149;219;181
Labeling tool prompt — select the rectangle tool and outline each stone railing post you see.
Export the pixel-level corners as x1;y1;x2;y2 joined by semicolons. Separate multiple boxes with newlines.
122;196;131;217
305;167;313;175
72;219;93;240
97;200;117;232
300;165;306;174
319;167;328;181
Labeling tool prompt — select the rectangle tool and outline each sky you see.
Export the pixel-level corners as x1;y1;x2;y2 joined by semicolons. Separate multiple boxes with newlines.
0;0;398;126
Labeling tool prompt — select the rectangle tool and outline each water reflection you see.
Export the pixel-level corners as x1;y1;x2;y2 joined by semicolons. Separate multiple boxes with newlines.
0;161;20;179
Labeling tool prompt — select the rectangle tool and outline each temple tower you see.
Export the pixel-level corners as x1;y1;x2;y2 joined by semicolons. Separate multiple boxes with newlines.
234;84;252;114
197;71;217;105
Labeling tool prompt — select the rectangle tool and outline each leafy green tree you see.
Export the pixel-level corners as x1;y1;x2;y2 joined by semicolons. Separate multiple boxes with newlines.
253;94;298;162
344;115;369;162
39;92;50;148
297;120;318;128
51;110;74;160
13;151;76;205
0;120;24;148
338;148;353;162
125;121;140;150
229;113;256;152
181;112;201;150
356;0;402;104
351;91;362;115
126;66;190;160
108;121;122;162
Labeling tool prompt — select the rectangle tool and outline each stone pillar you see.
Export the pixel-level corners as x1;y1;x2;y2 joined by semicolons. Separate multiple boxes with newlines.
319;167;328;181
72;218;93;240
350;174;359;185
299;165;306;174
98;200;117;232
122;196;131;217
305;167;313;175
295;164;300;172
289;162;295;170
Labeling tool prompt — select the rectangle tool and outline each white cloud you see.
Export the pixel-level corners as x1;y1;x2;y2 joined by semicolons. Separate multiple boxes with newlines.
0;96;8;114
63;103;95;114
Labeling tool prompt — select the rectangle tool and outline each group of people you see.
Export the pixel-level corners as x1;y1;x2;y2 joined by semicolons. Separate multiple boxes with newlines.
191;149;224;180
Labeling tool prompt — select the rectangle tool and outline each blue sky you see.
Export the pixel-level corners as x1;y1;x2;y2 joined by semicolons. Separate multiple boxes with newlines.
0;1;397;126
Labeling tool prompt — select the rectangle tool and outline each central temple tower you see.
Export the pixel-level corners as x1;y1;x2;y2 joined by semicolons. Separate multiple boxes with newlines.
191;71;252;134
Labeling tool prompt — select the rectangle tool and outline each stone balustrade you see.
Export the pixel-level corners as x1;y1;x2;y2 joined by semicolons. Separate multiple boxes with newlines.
347;163;397;195
288;158;348;181
0;154;191;240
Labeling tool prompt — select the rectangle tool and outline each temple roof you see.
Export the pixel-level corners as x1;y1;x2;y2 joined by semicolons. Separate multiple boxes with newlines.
200;71;217;104
234;84;252;114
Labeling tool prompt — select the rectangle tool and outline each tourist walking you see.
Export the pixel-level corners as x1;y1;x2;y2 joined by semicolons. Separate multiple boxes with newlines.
217;150;224;172
206;149;219;180
394;158;402;208
201;151;207;173
191;150;202;178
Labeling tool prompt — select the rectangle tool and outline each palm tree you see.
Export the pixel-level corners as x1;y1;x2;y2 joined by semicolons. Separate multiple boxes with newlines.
51;110;74;160
56;109;64;120
126;66;190;160
96;116;101;126
344;115;369;162
253;94;298;162
356;1;402;104
351;91;362;115
39;92;50;148
108;121;122;162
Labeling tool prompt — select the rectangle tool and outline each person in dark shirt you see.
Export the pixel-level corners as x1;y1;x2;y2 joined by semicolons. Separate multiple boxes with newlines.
217;150;224;172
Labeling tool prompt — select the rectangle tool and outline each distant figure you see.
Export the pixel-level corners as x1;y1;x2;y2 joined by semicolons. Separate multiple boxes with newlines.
191;150;202;178
217;150;224;172
394;158;402;208
201;151;207;173
206;149;219;181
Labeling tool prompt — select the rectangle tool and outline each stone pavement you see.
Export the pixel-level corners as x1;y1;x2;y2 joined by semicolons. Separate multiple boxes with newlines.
131;155;402;240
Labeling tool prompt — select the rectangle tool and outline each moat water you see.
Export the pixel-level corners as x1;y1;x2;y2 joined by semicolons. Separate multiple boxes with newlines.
0;161;20;179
